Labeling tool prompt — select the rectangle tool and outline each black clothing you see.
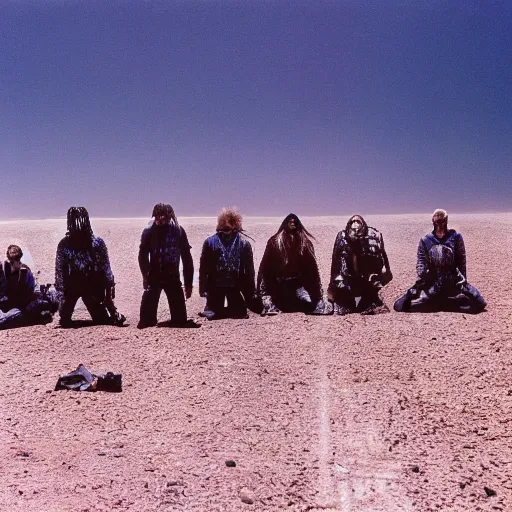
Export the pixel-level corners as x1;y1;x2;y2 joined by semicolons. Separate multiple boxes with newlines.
328;224;392;313
257;217;324;313
199;233;255;318
394;230;486;313
138;221;193;326
55;234;120;325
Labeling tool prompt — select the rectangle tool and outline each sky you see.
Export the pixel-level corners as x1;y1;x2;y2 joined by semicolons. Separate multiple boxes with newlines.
1;0;511;218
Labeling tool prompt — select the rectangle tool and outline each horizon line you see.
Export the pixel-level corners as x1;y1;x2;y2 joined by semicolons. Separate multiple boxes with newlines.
1;211;511;223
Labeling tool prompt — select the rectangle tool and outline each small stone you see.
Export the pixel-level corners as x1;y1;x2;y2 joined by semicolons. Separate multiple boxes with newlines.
225;460;236;467
460;483;466;489
240;488;254;504
411;465;420;473
144;482;148;488
98;452;106;456
484;487;497;497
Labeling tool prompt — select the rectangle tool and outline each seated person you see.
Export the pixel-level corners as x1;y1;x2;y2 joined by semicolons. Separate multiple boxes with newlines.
199;207;255;320
394;209;486;314
0;245;58;328
257;214;329;315
328;215;392;315
55;207;125;327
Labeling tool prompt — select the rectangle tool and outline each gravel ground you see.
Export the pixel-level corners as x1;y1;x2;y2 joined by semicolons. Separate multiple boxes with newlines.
1;214;511;511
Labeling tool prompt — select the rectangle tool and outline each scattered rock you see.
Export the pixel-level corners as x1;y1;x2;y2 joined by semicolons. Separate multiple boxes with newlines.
484;487;497;497
240;488;254;504
225;460;236;467
411;465;420;473
98;452;106;456
335;463;349;473
460;482;466;489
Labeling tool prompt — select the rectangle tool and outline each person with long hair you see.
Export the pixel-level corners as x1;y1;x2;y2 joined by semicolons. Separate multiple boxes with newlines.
328;215;392;315
199;207;255;320
394;209;486;313
138;203;196;328
257;213;329;315
55;207;125;327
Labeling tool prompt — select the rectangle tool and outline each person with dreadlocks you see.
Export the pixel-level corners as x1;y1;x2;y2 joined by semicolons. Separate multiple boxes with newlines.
55;207;126;327
257;213;329;315
328;215;392;315
138;203;195;328
394;209;486;313
199;207;255;320
0;245;58;328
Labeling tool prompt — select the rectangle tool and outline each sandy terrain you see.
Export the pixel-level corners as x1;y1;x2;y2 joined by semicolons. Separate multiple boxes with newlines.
1;214;511;512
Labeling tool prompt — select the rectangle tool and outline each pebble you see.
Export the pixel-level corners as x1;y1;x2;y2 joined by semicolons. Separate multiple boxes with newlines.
240;488;254;504
225;460;236;467
484;486;497;497
411;465;420;473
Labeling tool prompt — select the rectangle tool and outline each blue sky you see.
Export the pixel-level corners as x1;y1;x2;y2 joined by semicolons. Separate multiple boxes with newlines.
1;0;511;218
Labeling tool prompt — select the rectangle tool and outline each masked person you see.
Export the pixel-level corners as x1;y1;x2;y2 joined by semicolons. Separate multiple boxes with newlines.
199;207;255;320
328;215;392;315
394;209;486;314
55;207;126;327
138;203;195;328
257;213;329;315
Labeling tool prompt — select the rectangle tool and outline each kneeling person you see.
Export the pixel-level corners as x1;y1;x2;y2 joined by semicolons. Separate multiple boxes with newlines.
257;214;329;315
199;207;255;319
55;207;125;327
328;215;393;315
394;209;486;314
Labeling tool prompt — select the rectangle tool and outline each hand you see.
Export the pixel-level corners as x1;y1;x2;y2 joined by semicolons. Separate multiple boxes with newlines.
106;285;116;301
184;285;193;299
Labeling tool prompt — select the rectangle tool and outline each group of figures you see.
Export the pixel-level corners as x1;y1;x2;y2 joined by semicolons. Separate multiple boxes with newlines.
0;206;486;330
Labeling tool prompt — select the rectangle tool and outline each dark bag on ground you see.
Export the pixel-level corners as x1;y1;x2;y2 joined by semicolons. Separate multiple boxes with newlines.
55;363;122;392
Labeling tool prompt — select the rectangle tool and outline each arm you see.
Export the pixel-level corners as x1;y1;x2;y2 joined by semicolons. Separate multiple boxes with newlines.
54;240;67;296
305;245;324;300
0;263;7;301
198;239;210;298
138;228;151;279
330;232;350;288
415;238;430;283
256;239;273;296
378;234;393;285
455;233;467;278
97;238;115;287
179;227;194;289
241;240;256;299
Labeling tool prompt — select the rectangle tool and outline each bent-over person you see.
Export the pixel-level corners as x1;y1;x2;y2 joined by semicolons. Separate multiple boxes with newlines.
257;213;330;315
394;209;486;314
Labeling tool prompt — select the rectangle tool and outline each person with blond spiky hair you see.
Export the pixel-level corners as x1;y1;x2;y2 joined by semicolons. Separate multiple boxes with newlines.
199;207;255;320
394;208;486;313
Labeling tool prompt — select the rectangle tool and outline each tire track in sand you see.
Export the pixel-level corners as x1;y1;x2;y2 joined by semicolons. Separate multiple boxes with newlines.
312;331;414;511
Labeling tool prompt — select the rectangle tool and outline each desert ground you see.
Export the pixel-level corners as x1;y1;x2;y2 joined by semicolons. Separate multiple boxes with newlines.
1;214;511;512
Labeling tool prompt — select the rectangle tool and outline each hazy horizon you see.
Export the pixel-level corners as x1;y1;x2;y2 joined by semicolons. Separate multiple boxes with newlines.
2;1;511;218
